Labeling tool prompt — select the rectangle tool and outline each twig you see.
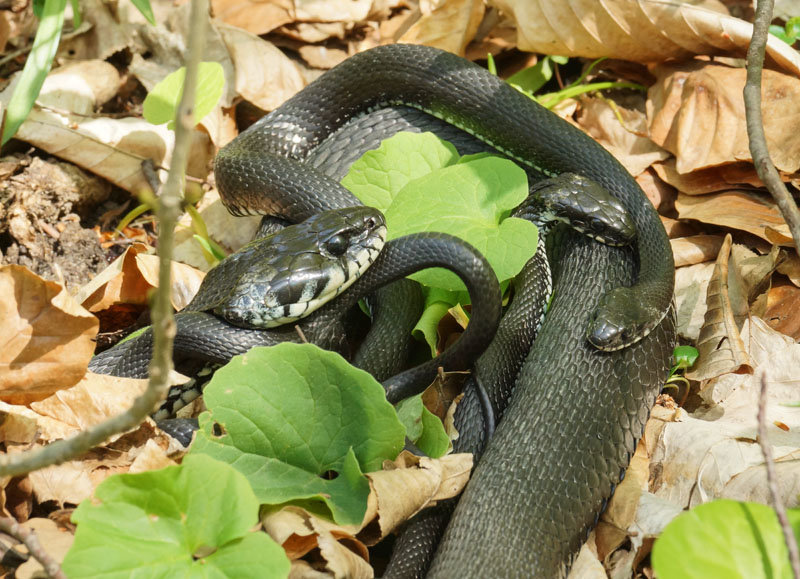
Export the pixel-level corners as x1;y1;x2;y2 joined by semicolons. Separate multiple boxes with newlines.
743;0;800;255
757;370;800;577
0;0;210;478
0;517;66;579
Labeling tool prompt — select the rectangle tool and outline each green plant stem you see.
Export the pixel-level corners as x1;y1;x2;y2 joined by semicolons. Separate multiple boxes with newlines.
537;81;645;109
0;0;209;478
1;0;66;146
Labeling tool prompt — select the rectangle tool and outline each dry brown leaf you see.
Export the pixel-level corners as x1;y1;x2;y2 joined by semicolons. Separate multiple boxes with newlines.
211;0;294;35
29;372;149;432
27;461;94;505
173;190;261;271
36;60;120;114
651;159;768;195
15;518;74;579
647;62;800;174
57;0;131;61
128;438;179;473
635;168;676;212
217;22;307;112
670;235;725;267
675;190;788;244
674;261;715;343
135;254;206;311
397;0;485;56
365;451;472;538
687;234;752;381
76;243;206;313
0;266;98;403
576;97;669;177
492;0;800;74
649;317;800;510
764;282;800;341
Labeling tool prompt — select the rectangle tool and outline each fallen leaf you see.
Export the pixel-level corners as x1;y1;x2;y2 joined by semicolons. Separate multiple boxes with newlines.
648;61;800;174
650;317;800;511
211;0;293;35
675;190;788;244
764;282;800;341
397;0;485;56
577;96;669;177
652;159;768;195
493;0;800;75
217;22;306;113
0;266;98;403
670;235;725;267
27;461;94;506
76;243;205;314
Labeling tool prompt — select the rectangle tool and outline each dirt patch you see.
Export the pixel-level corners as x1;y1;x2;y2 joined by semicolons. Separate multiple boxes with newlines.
0;154;115;291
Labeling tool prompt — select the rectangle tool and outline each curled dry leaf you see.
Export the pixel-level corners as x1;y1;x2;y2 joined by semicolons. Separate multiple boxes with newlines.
261;452;472;576
576;97;669;178
217;22;307;113
764;282;800;341
0;266;98;403
648;62;800;174
687;234;752;381
76;243;206;314
670;235;725;268
675;190;789;245
211;0;294;36
492;0;800;75
648;317;800;511
651;159;767;196
396;0;485;56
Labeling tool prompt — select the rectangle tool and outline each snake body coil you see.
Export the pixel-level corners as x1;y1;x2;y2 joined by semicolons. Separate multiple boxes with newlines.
213;44;676;577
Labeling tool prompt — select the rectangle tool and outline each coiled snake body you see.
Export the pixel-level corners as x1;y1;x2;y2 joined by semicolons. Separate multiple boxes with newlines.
93;44;676;577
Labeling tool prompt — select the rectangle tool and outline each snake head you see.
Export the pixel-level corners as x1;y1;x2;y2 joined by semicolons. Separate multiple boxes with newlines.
587;286;660;351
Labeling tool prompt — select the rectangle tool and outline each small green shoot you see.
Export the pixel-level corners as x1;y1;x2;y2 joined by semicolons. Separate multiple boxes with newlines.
769;17;800;46
143;62;225;130
663;345;698;398
488;53;645;109
652;500;800;579
63;454;290;578
190;343;406;525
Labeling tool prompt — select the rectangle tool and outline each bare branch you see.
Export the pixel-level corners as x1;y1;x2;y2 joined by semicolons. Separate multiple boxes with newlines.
0;0;210;477
757;370;800;577
744;0;800;255
0;517;67;579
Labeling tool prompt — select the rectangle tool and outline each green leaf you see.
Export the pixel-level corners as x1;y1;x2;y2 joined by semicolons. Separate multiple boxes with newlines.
395;395;449;458
143;62;225;130
190;343;406;525
384;155;537;291
130;0;156;25
62;454;290;578
341;131;459;210
412;299;452;357
672;345;699;371
2;0;67;146
69;0;81;28
652;500;800;579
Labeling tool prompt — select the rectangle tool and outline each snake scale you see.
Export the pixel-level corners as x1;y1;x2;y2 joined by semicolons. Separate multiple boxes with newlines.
93;44;676;576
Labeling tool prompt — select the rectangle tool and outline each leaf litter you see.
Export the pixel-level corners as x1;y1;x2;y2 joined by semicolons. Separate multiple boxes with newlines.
1;0;800;577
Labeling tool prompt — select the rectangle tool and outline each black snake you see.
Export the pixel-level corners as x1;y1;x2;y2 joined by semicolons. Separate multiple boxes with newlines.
91;44;676;577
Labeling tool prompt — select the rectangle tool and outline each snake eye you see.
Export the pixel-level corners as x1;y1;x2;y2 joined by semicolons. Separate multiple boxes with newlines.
325;234;349;256
365;217;377;229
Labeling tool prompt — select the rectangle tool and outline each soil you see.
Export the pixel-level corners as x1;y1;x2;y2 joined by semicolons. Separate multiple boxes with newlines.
0;152;125;291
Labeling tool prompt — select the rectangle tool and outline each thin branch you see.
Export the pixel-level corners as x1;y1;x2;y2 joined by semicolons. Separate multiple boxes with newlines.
0;0;210;478
757;370;800;577
743;0;800;255
0;517;66;579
